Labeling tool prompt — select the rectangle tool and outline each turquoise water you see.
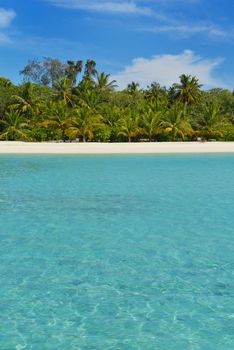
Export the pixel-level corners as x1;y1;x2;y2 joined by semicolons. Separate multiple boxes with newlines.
0;154;234;350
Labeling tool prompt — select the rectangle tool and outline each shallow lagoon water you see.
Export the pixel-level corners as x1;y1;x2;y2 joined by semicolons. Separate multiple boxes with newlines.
0;154;234;349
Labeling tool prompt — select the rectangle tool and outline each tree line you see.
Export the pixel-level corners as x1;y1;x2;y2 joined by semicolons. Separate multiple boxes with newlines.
1;57;234;142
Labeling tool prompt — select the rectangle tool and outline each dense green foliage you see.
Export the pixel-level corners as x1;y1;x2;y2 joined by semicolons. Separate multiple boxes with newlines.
1;58;234;142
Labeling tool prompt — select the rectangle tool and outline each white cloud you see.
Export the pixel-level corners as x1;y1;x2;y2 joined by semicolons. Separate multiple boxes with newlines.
0;8;16;46
47;0;152;15
0;8;16;28
141;23;230;39
112;50;223;89
46;0;231;41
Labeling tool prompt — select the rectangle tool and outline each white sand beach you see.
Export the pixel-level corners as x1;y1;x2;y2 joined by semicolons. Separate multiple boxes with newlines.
0;141;234;154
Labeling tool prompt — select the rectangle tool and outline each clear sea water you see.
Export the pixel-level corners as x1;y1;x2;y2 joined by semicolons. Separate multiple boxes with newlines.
0;154;234;350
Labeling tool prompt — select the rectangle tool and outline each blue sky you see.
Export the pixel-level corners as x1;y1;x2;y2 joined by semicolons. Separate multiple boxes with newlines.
0;0;234;89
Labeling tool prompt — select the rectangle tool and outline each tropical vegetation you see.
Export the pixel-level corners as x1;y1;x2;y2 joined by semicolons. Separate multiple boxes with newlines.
1;57;234;142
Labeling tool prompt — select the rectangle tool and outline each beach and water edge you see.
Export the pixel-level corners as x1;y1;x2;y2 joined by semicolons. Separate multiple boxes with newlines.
1;141;234;154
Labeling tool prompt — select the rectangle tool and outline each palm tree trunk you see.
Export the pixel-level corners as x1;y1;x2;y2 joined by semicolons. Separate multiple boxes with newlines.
62;130;65;142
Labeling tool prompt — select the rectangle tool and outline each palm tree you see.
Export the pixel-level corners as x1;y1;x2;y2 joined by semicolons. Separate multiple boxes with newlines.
83;59;97;81
53;77;73;105
9;82;40;118
141;107;162;141
198;101;227;137
0;109;31;141
65;60;83;85
127;82;140;95
97;104;123;141
100;105;121;128
0;77;13;89
161;104;192;140
173;74;202;105
9;94;33;115
118;110;140;142
39;100;71;141
76;82;101;109
144;82;168;106
66;106;103;142
95;72;117;92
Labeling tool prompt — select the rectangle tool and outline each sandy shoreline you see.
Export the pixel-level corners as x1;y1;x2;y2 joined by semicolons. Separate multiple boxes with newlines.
0;141;234;154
